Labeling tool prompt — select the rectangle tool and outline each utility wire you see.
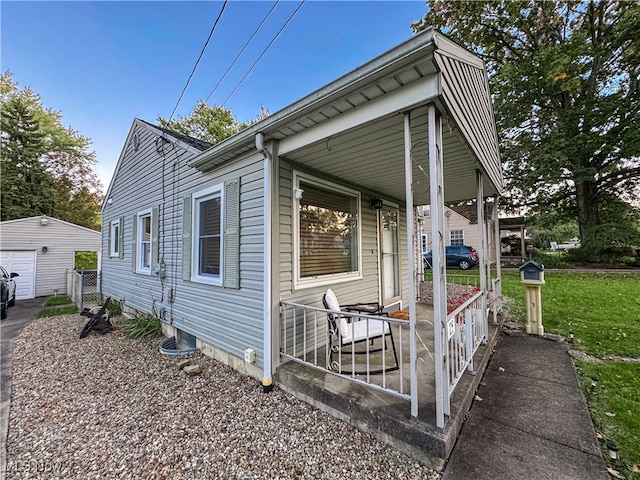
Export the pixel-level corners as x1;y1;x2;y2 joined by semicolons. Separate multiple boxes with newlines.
167;0;229;122
204;1;280;105
221;0;306;108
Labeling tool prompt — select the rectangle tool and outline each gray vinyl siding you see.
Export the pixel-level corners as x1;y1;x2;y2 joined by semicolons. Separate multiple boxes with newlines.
101;120;267;365
0;217;101;297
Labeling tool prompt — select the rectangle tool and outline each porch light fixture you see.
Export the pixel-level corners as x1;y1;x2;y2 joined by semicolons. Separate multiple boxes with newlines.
42;246;48;253
40;215;49;226
370;197;383;210
607;441;618;460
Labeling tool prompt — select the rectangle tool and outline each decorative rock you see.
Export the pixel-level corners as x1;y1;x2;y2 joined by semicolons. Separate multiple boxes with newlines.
183;364;202;376
176;359;191;370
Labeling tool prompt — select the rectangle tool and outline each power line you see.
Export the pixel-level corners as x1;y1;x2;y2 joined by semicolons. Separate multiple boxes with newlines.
221;0;306;108
167;0;229;122
204;1;280;105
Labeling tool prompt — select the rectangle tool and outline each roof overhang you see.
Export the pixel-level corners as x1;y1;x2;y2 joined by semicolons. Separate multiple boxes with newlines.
189;28;503;204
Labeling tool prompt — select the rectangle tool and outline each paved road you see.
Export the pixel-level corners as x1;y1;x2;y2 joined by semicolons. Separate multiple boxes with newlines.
1;297;44;479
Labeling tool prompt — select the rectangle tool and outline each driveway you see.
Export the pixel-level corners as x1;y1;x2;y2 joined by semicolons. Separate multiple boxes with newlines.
1;297;45;476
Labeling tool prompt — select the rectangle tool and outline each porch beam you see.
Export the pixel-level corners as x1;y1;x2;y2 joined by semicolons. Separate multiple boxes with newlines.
493;195;502;310
403;112;418;418
279;76;438;156
428;104;448;429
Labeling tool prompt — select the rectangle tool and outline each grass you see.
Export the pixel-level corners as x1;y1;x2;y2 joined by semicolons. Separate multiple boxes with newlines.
37;305;78;318
43;296;73;307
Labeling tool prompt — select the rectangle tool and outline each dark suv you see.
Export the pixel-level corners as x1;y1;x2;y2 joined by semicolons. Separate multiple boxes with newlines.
423;245;479;270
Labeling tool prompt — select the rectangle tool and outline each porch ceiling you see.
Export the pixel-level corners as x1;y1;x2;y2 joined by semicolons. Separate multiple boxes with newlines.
283;105;493;205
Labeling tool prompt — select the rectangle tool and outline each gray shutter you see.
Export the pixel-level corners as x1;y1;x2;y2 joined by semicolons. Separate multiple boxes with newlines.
223;178;240;289
151;206;160;272
118;217;125;259
182;196;192;281
131;214;137;271
108;221;112;257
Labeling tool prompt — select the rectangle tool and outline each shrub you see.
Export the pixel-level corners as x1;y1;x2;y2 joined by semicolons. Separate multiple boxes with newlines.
104;299;122;317
566;245;636;264
121;311;162;339
74;251;98;270
532;250;573;269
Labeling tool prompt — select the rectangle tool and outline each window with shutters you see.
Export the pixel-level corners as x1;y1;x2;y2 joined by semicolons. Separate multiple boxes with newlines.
293;172;361;289
109;220;121;258
192;184;223;286
136;209;152;273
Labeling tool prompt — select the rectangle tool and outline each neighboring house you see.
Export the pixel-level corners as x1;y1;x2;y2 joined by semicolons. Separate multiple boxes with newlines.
0;216;101;299
419;204;498;263
101;28;503;464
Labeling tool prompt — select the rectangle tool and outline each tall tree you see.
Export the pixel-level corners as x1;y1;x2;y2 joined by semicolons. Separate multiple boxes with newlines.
157;101;269;146
1;72;103;229
413;1;640;248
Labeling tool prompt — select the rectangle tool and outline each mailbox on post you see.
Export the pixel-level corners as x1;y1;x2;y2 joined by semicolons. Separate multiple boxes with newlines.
519;260;545;335
520;260;545;284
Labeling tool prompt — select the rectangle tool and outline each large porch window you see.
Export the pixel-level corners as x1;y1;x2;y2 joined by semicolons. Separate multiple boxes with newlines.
294;172;361;288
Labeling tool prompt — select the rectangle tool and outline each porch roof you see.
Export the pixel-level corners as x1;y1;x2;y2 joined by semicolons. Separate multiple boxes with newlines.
190;28;503;203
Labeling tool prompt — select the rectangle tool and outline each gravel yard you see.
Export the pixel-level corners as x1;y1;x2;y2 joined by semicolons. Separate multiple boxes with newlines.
6;315;441;480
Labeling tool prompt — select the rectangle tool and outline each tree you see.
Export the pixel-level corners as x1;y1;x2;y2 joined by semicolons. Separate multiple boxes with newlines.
413;1;640;249
157;101;269;146
1;72;103;229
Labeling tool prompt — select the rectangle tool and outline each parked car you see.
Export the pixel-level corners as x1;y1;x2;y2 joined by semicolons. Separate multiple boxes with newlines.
1;279;7;319
423;246;479;270
0;265;19;307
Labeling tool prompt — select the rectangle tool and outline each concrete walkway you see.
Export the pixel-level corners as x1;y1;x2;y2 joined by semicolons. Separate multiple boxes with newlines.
1;297;44;479
442;333;610;480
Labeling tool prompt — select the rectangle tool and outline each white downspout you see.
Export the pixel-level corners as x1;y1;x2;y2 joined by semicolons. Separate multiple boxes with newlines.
256;132;273;393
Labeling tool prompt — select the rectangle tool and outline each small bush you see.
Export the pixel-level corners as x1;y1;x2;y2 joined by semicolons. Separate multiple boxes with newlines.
566;245;636;264
74;251;98;270
122;311;162;339
104;299;122;317
44;296;73;306
532;250;573;269
37;306;78;318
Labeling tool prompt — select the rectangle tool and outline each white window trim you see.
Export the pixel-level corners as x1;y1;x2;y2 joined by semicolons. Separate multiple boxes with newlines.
109;220;120;258
136;208;152;274
292;171;362;290
191;183;224;286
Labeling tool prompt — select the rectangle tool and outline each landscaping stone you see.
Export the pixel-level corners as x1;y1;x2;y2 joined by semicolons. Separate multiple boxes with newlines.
183;364;202;376
176;359;191;370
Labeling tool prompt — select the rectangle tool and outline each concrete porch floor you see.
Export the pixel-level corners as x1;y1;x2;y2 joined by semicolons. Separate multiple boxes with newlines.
276;302;503;469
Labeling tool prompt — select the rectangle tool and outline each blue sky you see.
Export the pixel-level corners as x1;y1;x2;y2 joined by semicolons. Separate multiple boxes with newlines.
2;1;427;192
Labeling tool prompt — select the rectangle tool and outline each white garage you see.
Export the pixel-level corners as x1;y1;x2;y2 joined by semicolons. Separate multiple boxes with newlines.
0;216;101;299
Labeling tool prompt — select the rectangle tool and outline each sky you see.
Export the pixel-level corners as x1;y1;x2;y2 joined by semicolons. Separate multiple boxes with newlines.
1;0;428;193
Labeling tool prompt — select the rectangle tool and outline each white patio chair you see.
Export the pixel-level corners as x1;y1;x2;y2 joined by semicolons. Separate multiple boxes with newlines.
322;288;398;374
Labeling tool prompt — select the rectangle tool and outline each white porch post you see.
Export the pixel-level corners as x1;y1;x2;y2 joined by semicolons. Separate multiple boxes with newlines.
403;112;418;418
428;104;448;429
476;171;488;336
493;195;502;319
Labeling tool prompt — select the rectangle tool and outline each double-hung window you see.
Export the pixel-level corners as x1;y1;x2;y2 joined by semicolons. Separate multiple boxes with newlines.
192;184;223;285
450;229;464;246
294;172;361;288
136;210;152;273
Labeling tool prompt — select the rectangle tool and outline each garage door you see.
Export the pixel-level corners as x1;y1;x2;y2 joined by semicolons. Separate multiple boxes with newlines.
0;250;36;299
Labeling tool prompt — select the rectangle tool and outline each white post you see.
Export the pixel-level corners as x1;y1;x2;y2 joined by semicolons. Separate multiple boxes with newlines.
476;171;488;339
493;195;502;321
403;112;418;418
428;104;448;428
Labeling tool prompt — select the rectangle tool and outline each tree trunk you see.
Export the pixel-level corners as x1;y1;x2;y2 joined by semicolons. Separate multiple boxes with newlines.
575;180;600;248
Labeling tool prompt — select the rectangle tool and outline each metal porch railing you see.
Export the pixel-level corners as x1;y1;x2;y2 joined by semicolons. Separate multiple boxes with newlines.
280;301;411;400
445;290;486;396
